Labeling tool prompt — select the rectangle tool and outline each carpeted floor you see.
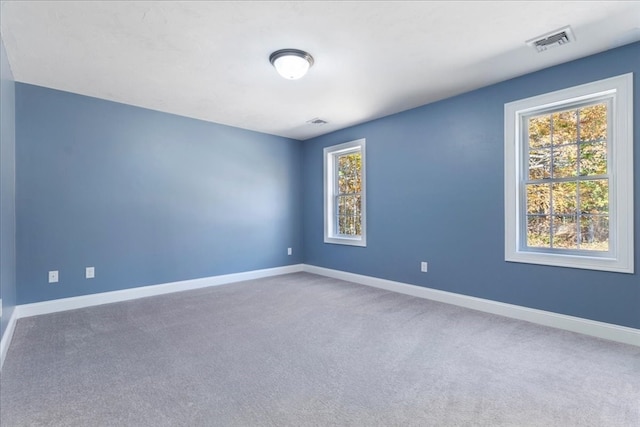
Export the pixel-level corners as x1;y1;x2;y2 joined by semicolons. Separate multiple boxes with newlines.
1;272;639;426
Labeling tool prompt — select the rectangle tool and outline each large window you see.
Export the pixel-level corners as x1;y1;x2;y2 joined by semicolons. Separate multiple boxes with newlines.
504;73;633;273
324;139;366;246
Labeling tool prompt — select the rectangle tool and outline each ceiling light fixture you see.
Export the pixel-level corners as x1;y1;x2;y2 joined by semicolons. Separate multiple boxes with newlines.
306;117;328;125
269;49;314;80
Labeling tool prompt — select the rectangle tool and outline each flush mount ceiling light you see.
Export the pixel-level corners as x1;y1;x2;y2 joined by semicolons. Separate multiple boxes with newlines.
269;49;314;80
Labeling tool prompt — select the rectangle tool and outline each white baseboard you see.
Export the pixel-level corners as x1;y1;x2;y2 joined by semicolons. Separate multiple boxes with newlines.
1;307;18;370
17;264;304;319
303;265;640;347
2;264;302;369
4;262;638;368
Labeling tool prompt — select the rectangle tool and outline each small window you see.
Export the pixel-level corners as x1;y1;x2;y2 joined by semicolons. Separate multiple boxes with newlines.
505;73;633;273
324;139;366;246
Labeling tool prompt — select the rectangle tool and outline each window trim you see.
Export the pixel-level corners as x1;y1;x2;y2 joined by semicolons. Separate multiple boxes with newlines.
504;73;633;273
324;138;367;247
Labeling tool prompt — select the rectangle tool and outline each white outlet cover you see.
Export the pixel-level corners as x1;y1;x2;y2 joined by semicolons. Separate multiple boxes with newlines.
287;248;292;255
86;267;95;279
48;270;59;283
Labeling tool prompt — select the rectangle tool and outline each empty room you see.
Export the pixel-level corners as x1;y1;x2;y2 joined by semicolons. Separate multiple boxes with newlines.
1;1;639;426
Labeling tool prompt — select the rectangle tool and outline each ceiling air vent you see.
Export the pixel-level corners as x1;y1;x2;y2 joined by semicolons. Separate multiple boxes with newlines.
306;118;328;125
527;26;574;52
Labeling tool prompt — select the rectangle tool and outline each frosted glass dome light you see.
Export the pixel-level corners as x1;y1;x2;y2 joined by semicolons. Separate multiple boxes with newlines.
269;49;314;80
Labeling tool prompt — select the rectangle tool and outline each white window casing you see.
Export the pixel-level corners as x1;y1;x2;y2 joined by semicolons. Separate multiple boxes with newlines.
324;138;367;247
504;73;633;273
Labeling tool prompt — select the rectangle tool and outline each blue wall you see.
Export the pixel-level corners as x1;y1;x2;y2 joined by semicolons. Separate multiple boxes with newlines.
303;42;640;329
8;41;640;330
1;37;17;339
16;84;302;304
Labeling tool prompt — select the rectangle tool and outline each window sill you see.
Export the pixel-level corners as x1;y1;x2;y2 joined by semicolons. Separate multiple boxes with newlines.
324;236;367;247
506;250;633;274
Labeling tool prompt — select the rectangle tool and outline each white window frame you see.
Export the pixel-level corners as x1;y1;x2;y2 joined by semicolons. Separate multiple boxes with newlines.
504;73;633;273
324;138;367;247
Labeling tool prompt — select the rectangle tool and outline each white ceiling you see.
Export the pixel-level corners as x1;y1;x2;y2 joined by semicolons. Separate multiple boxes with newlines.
1;1;639;140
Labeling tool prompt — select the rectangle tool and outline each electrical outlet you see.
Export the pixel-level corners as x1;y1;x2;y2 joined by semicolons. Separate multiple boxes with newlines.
86;266;95;279
48;270;59;283
420;262;428;273
287;247;292;256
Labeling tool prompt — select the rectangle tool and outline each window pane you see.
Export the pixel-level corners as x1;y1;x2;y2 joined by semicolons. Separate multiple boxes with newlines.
526;183;550;214
337;195;346;217
337;152;361;195
579;215;609;251
354;195;362;235
337;195;357;217
579;142;607;176
579;103;607;143
528;115;551;148
338;215;350;236
338;213;353;236
337;195;360;236
552;144;578;178
552;110;578;145
579;179;608;214
552;215;578;249
552;182;577;214
528;148;551;180
527;215;550;248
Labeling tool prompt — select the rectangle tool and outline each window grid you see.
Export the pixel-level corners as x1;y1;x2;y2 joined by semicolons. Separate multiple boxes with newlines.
333;149;362;237
324;138;367;247
522;99;611;253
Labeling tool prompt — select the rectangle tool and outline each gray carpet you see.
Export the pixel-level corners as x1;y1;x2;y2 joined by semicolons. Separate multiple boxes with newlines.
1;272;639;426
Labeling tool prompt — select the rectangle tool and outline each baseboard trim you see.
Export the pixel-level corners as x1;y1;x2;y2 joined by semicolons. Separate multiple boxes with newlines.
1;307;18;370
17;264;304;319
6;263;638;359
303;264;640;347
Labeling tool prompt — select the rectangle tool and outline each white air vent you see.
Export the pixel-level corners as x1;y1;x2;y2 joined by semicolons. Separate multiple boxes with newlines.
527;26;574;52
306;118;328;125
